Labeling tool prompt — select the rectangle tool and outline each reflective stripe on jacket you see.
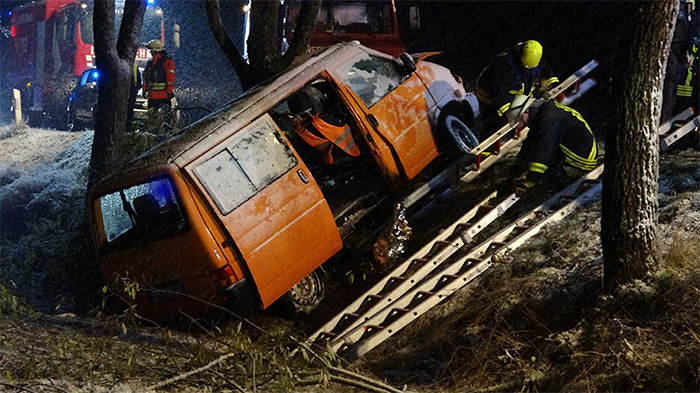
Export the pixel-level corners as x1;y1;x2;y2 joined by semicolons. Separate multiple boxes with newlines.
144;52;175;100
295;115;360;164
517;101;597;185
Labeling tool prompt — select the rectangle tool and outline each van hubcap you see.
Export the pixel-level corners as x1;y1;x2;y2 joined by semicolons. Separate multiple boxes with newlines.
288;270;325;312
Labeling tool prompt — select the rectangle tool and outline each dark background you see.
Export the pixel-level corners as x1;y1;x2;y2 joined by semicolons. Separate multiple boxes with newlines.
1;0;640;132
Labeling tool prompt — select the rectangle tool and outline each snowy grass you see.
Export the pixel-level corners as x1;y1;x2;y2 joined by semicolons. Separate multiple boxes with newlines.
0;129;95;312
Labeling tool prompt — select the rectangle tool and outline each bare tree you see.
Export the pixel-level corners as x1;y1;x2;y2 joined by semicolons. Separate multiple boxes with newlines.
601;0;678;292
205;0;321;90
88;0;146;190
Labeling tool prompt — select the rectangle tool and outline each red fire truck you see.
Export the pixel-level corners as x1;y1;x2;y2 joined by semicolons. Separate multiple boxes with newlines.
284;0;406;57
7;0;158;127
7;0;94;126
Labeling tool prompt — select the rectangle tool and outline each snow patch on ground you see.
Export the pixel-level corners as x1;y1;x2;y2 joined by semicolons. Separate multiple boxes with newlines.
0;128;93;310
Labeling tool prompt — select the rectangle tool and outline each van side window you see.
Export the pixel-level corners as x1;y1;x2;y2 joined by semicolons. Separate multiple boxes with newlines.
193;116;298;214
339;53;402;107
98;176;186;246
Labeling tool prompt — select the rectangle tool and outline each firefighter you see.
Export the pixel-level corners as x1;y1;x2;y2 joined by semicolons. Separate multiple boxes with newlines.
474;40;559;138
143;39;175;114
673;0;699;115
127;61;142;122
662;0;693;121
504;95;598;197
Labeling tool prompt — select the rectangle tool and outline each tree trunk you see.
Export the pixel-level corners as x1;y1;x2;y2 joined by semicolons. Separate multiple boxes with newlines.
205;0;320;90
601;0;678;293
88;0;145;190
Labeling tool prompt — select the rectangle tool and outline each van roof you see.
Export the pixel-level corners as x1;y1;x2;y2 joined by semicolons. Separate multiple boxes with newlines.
95;42;377;191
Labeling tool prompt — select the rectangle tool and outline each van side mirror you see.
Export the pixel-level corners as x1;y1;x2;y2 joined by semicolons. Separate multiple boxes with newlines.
398;53;417;75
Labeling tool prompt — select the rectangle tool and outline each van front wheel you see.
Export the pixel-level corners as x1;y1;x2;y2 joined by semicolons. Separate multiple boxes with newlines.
443;115;479;154
282;268;327;315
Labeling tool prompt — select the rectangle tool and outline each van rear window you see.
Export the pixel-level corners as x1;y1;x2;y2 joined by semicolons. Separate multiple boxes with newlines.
98;176;188;249
193;116;298;215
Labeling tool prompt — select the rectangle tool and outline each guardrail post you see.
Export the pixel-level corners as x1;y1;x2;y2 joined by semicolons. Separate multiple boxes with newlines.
12;89;23;126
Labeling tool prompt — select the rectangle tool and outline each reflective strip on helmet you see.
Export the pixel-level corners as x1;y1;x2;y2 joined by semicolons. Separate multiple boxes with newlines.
529;162;549;174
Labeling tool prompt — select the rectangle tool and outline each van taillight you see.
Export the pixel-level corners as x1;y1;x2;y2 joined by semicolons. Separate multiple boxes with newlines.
209;265;234;286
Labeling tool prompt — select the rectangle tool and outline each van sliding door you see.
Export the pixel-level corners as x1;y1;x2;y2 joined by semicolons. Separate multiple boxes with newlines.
187;114;341;307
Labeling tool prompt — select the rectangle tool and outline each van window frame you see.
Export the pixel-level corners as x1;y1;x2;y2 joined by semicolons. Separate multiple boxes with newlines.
95;175;190;253
192;115;299;215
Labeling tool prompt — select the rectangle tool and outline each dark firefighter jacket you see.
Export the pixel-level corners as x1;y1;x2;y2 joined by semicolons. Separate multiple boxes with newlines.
677;11;699;99
517;101;597;187
143;51;175;101
476;46;559;117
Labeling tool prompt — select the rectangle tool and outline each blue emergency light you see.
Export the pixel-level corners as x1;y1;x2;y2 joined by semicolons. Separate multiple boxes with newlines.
92;71;99;79
147;0;155;5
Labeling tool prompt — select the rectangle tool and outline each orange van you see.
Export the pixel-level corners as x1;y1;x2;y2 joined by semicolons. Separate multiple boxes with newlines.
88;43;474;319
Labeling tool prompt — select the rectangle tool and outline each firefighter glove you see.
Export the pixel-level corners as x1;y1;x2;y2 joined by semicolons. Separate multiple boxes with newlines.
514;179;535;197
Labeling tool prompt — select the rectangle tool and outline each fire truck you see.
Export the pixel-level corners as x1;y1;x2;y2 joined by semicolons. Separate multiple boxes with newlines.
283;0;406;57
6;0;94;126
6;0;159;128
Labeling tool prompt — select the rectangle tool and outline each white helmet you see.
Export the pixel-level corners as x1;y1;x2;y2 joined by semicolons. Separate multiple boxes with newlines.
505;95;535;125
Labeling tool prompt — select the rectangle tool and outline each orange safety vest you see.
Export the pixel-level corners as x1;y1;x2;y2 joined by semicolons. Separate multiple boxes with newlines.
295;115;360;164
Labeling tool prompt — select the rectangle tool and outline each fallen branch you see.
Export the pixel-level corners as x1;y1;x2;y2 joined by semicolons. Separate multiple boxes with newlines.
209;369;249;393
330;374;399;393
330;367;406;393
147;353;235;391
0;382;38;393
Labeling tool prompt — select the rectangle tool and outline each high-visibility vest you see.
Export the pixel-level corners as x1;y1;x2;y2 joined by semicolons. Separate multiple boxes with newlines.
295;115;360;164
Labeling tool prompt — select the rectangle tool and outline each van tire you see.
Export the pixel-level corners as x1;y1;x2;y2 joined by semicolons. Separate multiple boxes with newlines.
444;115;479;154
279;267;328;316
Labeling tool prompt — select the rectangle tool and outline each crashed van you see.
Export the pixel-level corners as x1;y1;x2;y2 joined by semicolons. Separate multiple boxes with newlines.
88;42;475;319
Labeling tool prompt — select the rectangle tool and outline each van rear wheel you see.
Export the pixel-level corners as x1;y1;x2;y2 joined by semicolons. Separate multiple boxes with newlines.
281;267;328;316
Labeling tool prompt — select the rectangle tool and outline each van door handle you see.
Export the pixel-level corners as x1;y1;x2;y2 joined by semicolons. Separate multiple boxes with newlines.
297;169;309;184
367;113;379;129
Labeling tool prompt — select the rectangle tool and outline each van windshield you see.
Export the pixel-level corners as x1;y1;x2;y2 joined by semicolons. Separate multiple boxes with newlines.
97;176;188;251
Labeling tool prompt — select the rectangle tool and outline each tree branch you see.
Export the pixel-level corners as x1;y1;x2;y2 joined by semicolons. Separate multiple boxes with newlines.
116;0;146;61
281;0;321;63
205;0;249;77
147;353;236;391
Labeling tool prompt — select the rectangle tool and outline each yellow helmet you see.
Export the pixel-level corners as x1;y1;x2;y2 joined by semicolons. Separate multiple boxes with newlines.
145;39;164;51
520;40;543;69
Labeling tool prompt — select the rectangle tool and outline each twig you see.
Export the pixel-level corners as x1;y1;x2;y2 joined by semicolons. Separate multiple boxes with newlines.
0;382;39;393
251;353;256;393
330;374;397;393
331;367;406;393
25;382;69;393
147;353;235;391
208;369;249;393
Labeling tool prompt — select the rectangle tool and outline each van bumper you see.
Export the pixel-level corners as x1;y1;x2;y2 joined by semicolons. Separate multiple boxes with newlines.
219;277;258;316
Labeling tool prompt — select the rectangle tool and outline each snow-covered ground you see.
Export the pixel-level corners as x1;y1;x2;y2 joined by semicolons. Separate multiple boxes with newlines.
0;125;93;311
